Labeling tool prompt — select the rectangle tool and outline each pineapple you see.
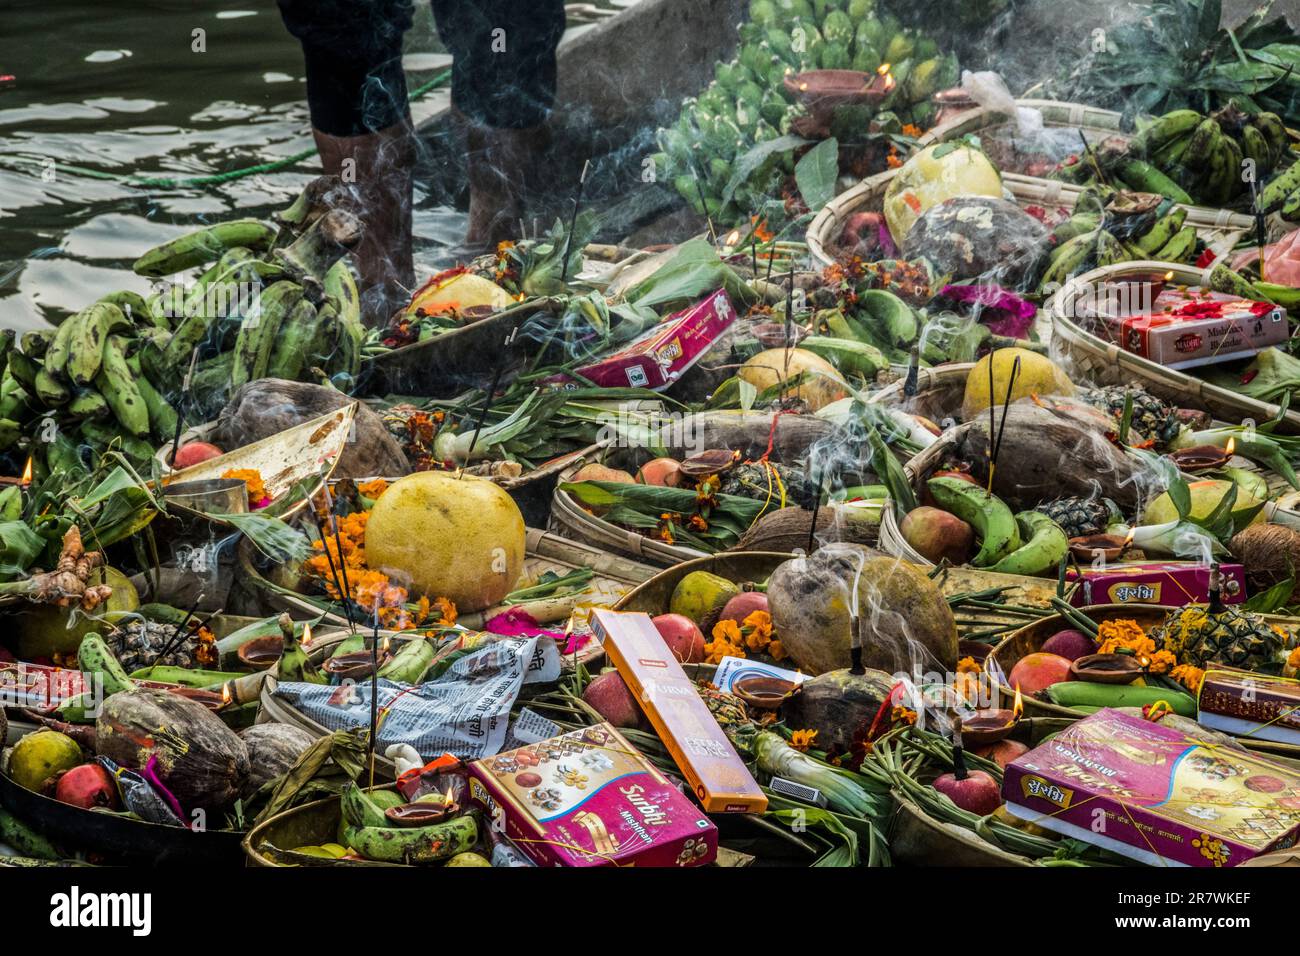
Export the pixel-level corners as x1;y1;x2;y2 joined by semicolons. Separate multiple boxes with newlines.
1077;384;1179;446
1159;604;1294;671
1034;496;1113;539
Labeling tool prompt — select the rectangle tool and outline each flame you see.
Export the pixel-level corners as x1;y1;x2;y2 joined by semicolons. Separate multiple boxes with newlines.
1164;271;1174;281
1012;684;1024;720
221;682;232;706
877;63;895;91
20;455;32;486
877;63;891;75
1122;527;1135;548
300;622;312;647
382;636;391;654
1225;436;1235;456
445;784;455;806
798;81;808;91
1139;656;1151;669
724;229;740;246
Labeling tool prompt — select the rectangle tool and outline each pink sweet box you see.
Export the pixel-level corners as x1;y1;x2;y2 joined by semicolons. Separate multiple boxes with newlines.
573;288;736;390
466;722;718;867
1002;708;1300;867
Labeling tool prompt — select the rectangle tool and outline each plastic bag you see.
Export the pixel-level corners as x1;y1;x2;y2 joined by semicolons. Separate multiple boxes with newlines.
1231;227;1300;288
963;70;1080;162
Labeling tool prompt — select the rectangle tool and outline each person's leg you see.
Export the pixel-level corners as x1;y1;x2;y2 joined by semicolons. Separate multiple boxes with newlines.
278;0;416;324
432;0;566;251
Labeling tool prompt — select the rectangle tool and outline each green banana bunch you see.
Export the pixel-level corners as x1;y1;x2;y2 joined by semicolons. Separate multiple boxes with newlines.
343;815;478;864
926;476;1020;568
230;280;303;389
1038;199;1204;291
132;218;277;277
988;512;1069;576
94;335;150;437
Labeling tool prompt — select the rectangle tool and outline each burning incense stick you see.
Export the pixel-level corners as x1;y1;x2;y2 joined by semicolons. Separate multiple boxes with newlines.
559;159;592;283
167;347;201;469
805;464;826;555
462;327;518;472
310;503;354;633
321;484;357;633
988;355;1021;492
149;595;204;668
692;170;717;245
1250;178;1268;284
369;605;380;789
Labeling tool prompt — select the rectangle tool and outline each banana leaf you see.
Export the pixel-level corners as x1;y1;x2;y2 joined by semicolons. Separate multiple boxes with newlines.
794;137;839;212
620;237;760;312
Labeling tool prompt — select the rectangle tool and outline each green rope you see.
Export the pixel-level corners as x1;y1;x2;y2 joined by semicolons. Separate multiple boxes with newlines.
1;69;451;191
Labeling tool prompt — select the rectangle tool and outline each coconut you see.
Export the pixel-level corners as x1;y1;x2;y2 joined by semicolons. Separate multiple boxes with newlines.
729;504;879;553
238;724;317;796
781;668;895;755
1230;524;1300;605
767;545;959;675
95;688;250;811
737;349;848;412
364;471;525;612
902;196;1049;288
958;398;1143;510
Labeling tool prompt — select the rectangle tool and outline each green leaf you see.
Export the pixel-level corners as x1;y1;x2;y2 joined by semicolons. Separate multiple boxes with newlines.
794;137;839;212
209;511;311;562
722;134;811;205
1195;480;1237;538
738;378;758;412
1199;0;1222;45
1244;575;1295;613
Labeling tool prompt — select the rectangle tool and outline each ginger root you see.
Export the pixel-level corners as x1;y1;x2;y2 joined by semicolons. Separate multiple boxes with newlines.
23;526;112;611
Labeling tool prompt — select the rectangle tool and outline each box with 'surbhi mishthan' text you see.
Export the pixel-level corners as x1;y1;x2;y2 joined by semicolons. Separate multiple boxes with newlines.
1003;709;1300;867
467;723;717;867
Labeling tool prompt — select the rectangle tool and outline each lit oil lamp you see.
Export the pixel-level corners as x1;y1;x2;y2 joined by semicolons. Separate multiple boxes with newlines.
782;63;896;137
0;455;34;488
386;785;460;826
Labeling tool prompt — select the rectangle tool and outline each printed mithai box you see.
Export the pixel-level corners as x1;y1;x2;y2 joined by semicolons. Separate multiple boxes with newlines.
1065;561;1245;608
467;722;718;867
1002;708;1300;867
1198;667;1300;748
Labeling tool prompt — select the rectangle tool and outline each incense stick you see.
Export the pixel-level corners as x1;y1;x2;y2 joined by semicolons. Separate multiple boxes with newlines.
461;328;518;472
149;595;203;668
693;170;717;244
986;357;997;493
321;484;357;633
559;159;591;283
167;347;201;469
1078;130;1107;186
988;355;1021;491
1250;178;1268;284
310;504;355;633
368;605;380;789
805;464;825;554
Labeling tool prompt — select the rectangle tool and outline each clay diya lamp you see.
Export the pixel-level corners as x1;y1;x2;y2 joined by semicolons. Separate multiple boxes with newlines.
167;686;226;712
321;650;390;682
385;801;460;827
1167;444;1231;473
931;86;977;126
1068;533;1130;563
783;65;895;135
1070;652;1143;685
236;635;284;671
960;708;1017;746
732;675;798;711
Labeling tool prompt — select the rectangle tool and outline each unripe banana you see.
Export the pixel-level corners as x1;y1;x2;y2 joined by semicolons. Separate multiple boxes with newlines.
343;815;478;865
94;335;150;437
988;512;1069;576
131;219;277;277
926;476;1020;567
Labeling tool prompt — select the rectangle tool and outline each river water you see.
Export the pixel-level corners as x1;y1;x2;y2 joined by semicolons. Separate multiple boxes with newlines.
0;1;633;331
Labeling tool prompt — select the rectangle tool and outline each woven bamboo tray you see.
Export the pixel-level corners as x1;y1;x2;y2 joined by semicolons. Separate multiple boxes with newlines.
1049;260;1300;433
233;525;657;631
915;99;1256;234
987;604;1300;760
867;362;973;429
549;460;709;568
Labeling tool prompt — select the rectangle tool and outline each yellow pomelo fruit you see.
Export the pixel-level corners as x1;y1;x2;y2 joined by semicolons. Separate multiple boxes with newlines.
738;348;848;412
8;730;83;792
16;566;140;659
961;348;1074;421
883;143;1003;241
1141;479;1265;527
364;471;525;612
407;272;513;317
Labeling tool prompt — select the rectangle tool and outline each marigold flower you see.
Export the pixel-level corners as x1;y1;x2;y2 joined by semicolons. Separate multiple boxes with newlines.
1289;647;1300;669
1146;649;1177;674
956;655;982;674
1170;663;1206;693
357;478;389;499
900;123;923;138
790;729;817;752
222;468;269;506
712;619;743;645
891;706;918;726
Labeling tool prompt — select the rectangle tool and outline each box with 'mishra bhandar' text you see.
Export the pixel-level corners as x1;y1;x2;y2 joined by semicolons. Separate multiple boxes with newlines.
1002;708;1300;867
573;288;736;390
466;723;717;867
591;608;767;814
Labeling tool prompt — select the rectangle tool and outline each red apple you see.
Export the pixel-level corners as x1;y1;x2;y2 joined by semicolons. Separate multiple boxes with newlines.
900;506;975;564
718;592;768;627
54;763;118;811
1040;629;1097;661
581;671;642;728
1008;652;1073;697
651;613;706;663
172;441;224;469
933;769;1003;815
972;739;1029;769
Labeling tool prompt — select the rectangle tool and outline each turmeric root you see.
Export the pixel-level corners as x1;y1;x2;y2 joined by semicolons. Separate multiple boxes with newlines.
1;526;112;610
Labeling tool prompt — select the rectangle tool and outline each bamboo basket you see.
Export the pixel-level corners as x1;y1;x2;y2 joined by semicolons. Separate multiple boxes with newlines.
866;362;973;429
806;151;1250;270
988;604;1300;760
233;525;658;630
914;99;1256;234
877;421;974;567
1049;261;1300;433
548;460;709;567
